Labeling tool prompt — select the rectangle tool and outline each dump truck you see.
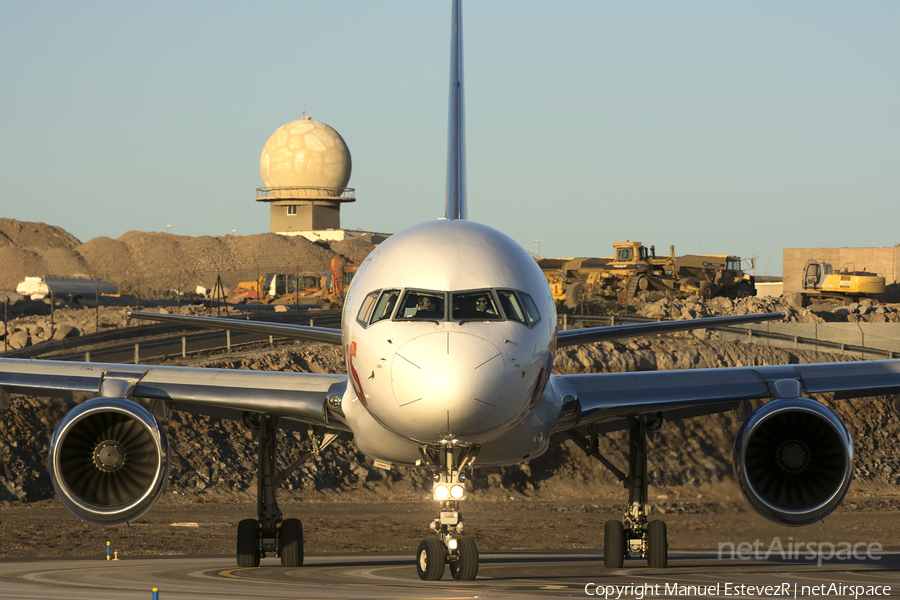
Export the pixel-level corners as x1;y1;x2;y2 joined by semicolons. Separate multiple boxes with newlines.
801;261;885;304
542;241;756;308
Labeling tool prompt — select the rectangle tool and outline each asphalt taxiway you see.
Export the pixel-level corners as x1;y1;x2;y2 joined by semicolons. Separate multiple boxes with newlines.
0;551;897;599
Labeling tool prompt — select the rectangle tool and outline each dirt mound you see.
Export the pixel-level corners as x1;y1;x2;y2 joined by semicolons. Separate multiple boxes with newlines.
0;218;378;299
327;233;382;259
0;218;91;290
0;218;81;250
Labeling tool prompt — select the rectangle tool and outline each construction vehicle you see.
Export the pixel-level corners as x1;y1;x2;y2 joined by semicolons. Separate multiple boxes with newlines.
541;241;756;308
225;256;364;307
536;258;610;304
329;255;364;306
801;261;885;304
674;254;756;300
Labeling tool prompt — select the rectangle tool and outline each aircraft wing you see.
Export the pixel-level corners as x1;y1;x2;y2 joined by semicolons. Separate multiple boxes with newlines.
556;359;900;431
0;357;349;431
556;312;784;347
126;311;343;345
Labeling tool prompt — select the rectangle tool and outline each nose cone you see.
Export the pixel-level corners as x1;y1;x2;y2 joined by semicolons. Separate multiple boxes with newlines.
392;331;506;440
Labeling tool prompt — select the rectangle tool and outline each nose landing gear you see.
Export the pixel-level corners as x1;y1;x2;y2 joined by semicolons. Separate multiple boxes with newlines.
415;443;480;581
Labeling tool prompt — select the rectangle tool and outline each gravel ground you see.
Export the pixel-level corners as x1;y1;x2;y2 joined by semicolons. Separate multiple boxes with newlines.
2;497;899;560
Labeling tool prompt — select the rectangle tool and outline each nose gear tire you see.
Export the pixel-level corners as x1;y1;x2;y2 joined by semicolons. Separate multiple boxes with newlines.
449;536;479;580
416;538;447;581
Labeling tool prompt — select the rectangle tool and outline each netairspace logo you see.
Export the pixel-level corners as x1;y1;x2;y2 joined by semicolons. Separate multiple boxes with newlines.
584;582;893;599
718;537;883;567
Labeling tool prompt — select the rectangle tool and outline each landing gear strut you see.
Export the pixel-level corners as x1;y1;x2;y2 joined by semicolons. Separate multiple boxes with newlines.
236;415;343;568
568;415;668;569
415;444;480;581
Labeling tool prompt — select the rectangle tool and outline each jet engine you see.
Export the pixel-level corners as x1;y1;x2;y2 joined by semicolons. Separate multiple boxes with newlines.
734;397;853;526
48;398;169;525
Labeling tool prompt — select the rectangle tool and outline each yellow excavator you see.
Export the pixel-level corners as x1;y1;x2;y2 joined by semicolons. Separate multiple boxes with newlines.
801;261;885;303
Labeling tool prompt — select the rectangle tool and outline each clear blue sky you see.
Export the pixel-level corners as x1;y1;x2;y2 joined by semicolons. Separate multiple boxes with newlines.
2;1;898;276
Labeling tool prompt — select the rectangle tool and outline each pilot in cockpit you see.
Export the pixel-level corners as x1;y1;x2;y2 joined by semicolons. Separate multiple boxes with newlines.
403;294;443;318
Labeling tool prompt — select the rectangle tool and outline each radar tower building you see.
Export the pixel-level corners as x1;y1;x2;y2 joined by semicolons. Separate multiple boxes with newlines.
256;116;355;241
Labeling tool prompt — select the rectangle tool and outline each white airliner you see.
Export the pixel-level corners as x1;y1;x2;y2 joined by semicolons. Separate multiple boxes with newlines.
2;0;900;582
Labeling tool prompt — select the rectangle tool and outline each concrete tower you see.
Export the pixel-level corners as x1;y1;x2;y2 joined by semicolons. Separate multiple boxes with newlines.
256;116;355;238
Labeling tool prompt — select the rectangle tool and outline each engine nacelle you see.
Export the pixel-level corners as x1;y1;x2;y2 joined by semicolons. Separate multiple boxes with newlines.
49;398;169;525
734;397;853;526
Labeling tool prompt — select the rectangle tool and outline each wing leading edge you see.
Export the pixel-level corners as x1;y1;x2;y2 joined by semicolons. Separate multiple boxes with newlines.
556;312;784;348
0;357;349;431
554;359;900;432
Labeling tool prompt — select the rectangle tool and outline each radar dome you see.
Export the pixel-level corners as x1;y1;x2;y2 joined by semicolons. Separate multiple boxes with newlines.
259;117;352;195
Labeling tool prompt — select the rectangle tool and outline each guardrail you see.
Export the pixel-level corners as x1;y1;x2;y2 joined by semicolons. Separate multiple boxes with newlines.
557;314;900;360
255;186;356;201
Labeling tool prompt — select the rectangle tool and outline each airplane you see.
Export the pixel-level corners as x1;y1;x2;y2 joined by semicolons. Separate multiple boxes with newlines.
2;0;900;583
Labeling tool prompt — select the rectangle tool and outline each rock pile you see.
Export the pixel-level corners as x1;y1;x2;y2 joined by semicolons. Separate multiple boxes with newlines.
586;293;900;324
1;337;898;506
0;293;212;350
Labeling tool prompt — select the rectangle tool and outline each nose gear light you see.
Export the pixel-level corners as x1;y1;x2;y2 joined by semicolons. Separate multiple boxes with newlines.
433;484;450;500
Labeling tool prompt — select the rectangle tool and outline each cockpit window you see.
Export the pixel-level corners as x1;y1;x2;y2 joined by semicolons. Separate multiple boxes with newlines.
356;290;380;327
370;289;400;324
395;290;446;321
451;290;502;321
497;290;526;323
519;292;541;326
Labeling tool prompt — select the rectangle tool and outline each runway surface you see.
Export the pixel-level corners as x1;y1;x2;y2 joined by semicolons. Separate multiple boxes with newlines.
0;551;897;599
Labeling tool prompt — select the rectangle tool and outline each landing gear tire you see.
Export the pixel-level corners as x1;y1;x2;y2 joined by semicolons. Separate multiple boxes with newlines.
449;536;479;581
416;538;446;581
604;520;624;568
647;520;668;568
280;518;304;567
237;519;260;568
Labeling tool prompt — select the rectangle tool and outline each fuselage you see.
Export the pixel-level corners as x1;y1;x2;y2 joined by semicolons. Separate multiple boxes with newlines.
339;219;558;464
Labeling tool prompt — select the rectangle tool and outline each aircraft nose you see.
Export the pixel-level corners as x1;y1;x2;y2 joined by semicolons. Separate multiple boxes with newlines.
392;331;506;438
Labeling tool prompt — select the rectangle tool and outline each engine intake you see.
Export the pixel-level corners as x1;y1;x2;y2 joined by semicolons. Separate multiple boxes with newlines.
49;398;169;525
734;398;852;526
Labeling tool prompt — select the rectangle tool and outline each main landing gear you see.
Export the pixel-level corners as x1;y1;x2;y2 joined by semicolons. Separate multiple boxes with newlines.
568;415;669;569
236;414;343;568
414;444;480;581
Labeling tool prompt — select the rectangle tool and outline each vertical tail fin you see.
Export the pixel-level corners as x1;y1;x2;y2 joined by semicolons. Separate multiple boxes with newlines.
444;0;467;220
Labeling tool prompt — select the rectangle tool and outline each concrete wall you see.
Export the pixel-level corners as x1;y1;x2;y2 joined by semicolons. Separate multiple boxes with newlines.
755;282;783;297
783;246;900;302
717;322;900;358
